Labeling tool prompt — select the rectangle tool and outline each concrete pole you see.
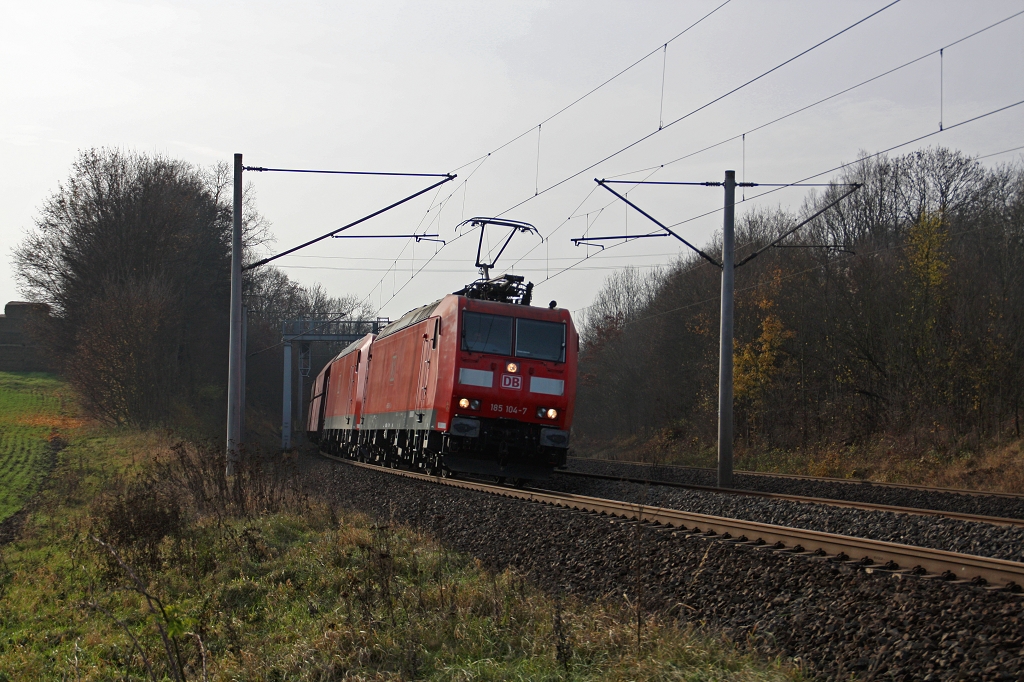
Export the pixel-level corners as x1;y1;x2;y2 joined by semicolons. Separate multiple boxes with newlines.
226;153;243;476
240;304;247;444
282;341;292;450
299;341;311;441
717;169;736;488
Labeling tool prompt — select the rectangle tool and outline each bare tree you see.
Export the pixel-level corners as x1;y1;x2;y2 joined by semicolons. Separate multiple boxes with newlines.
14;149;235;425
14;148;377;431
575;147;1024;459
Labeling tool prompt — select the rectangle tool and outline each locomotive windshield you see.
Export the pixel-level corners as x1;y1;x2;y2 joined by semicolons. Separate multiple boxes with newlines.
515;319;566;362
462;312;513;355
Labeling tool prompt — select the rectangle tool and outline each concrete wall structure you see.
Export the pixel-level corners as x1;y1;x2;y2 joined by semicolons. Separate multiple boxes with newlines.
0;301;51;372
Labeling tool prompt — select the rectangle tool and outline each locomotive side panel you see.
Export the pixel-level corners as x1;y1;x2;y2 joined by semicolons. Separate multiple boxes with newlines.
314;334;374;454
427;297;461;431
351;335;374;429
306;366;329;439
323;350;359;430
362;317;441;431
321;352;350;432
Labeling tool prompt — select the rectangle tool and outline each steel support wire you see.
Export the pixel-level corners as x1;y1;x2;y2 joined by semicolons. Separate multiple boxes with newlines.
612;7;1024;181
243;166;451;178
442;0;734;178
545;99;1024;291
333;234;445;244
571;231;667;250
355;154;492;315
587;175;862;490
592;179;723;268
244;174;455;271
493;0;902;219
666;98;1024;234
734;184;862;266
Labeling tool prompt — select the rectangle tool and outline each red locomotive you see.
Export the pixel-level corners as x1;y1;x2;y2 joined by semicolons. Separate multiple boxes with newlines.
307;273;577;481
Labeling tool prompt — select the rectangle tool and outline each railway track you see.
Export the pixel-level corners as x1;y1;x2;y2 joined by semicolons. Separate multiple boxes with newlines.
569;456;1024;500
331;456;1024;592
555;469;1024;528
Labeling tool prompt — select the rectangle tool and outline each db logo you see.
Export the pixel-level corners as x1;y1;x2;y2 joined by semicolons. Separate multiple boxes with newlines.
500;374;523;390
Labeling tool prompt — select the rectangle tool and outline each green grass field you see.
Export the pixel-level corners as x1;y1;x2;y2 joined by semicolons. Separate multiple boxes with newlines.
0;372;76;524
0;376;799;680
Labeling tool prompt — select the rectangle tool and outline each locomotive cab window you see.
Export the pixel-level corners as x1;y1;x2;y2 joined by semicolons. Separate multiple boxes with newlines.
515;319;566;362
462;312;513;355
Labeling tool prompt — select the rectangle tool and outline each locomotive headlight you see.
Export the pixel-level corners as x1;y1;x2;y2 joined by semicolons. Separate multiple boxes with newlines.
536;407;546;418
458;398;470;409
546;408;558;420
470;399;481;410
506;362;519;373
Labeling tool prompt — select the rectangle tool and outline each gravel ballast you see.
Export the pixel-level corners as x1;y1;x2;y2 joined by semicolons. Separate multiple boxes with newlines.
304;456;1024;681
543;473;1024;563
567;458;1024;520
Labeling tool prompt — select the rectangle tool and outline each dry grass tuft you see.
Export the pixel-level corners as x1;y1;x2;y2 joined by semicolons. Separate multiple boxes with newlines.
575;431;1024;494
0;423;800;681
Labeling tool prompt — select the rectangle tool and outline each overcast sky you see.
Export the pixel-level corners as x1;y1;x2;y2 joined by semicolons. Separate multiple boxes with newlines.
2;0;1022;319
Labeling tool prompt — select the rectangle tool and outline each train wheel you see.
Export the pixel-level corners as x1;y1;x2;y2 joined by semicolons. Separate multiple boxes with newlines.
512;478;527;488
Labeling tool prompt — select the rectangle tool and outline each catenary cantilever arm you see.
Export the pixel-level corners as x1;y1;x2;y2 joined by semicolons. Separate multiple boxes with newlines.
243;174;455;271
734;183;861;267
596;180;723;268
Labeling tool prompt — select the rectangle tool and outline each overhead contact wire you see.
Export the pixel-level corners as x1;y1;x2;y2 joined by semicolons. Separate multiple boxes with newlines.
243;167;449;177
611;7;1024;179
711;98;1024;227
493;0;904;218
442;0;734;174
534;98;1024;289
977;144;1024;159
357;155;491;311
353;3;735;310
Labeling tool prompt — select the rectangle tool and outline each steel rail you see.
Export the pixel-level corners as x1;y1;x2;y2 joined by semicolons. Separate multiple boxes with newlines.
568;457;1024;500
556;470;1024;528
333;457;1024;591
